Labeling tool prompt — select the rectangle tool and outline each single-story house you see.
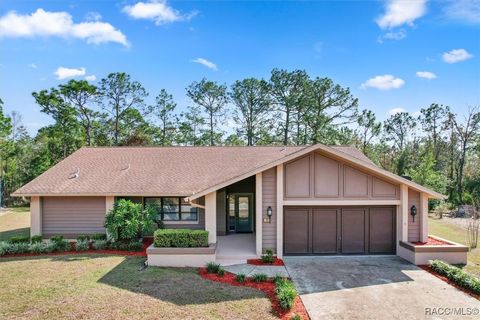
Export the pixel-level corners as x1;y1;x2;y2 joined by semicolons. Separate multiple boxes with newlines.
12;144;467;265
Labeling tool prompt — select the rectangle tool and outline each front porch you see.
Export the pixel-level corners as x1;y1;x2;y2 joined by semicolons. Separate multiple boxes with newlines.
216;233;257;265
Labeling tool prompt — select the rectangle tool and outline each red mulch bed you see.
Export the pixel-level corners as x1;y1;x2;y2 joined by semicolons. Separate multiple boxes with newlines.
247;258;285;266
199;268;309;319
413;236;452;246
0;239;152;258
419;265;480;300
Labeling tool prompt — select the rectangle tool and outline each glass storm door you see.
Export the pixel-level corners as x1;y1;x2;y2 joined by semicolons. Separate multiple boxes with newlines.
228;194;253;233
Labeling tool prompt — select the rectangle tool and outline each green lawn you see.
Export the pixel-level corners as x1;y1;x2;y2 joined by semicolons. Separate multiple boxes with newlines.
0;255;276;320
0;207;30;241
428;217;480;278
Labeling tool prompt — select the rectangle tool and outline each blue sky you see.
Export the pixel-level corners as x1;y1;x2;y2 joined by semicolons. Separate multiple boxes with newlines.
0;0;479;134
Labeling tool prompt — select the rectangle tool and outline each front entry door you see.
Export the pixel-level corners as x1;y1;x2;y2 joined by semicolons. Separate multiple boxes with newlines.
228;194;253;233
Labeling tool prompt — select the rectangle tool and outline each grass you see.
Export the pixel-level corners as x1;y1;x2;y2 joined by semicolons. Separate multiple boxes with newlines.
0;254;276;320
429;217;480;279
0;207;30;241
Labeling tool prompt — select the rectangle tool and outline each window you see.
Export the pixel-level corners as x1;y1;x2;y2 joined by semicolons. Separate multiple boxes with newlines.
144;197;198;222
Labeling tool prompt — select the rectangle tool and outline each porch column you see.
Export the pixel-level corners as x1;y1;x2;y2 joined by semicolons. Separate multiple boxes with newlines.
255;172;263;256
399;184;409;242
205;191;217;244
276;164;284;258
420;192;429;242
30;196;42;237
105;196;114;214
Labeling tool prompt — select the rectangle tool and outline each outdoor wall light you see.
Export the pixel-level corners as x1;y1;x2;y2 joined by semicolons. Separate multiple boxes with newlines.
266;206;273;223
410;205;417;222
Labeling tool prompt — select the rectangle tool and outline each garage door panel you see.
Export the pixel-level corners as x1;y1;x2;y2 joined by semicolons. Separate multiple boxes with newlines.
341;209;366;253
42;197;106;237
284;209;309;254
369;207;394;253
312;209;338;254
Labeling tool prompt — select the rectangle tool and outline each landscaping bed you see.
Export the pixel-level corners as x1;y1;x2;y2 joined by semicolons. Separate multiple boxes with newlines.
247;258;285;266
199;266;309;320
413;236;453;246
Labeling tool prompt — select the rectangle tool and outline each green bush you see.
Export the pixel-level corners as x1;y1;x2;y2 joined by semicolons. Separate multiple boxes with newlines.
217;268;226;277
105;199;157;241
76;235;89;242
251;273;268;283
206;262;221;274
44;241;57;253
110;241;129;251
290;314;301;320
30;235;43;243
275;278;298;310
128;241;143;252
30;242;47;254
153;229;209;248
430;260;480;294
75;240;89;252
9;236;30;244
8;242;30;254
92;240;108;250
261;249;275;264
0;242;10;256
50;235;64;243
91;233;107;241
235;273;246;283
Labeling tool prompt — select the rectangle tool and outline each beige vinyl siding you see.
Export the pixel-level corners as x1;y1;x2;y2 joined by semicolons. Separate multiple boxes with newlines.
408;189;420;242
262;168;277;252
42;196;106;238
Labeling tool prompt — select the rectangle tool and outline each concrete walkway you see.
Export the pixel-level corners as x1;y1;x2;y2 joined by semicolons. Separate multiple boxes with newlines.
284;256;480;320
224;263;289;277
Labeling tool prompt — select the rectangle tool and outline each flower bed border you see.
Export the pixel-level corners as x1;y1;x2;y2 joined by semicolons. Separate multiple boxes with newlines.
247;258;285;266
199;267;309;320
419;265;480;300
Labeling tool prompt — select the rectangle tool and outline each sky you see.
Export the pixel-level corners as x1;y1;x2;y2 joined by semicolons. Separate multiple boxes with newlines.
0;0;479;135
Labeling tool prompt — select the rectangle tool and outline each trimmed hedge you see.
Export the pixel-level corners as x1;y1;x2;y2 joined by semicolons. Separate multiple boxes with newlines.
154;229;209;248
9;236;30;244
429;260;480;294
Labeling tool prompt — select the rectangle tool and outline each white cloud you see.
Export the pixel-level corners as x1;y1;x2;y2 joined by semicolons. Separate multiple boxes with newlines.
416;71;437;79
0;8;128;46
361;74;405;90
444;0;480;24
85;75;96;81
192;58;218;71
377;0;428;29
29;63;37;69
123;0;197;25
54;67;86;80
388;107;406;115
442;49;474;63
377;29;406;43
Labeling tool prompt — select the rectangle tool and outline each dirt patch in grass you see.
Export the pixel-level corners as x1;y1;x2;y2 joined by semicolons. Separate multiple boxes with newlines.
0;255;276;320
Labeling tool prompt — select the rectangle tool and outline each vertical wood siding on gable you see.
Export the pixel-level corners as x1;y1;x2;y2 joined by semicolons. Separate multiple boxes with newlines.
284;152;400;200
216;189;227;235
408;189;421;242
262;168;277;252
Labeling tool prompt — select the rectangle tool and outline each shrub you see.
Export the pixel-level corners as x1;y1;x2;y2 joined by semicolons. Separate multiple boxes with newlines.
110;241;129;251
50;235;64;243
273;274;285;284
153;229;209;248
50;236;70;252
31;235;43;243
75;240;89;252
91;233;107;241
206;262;221;274
44;241;57;253
290;314;301;320
105;199;157;241
30;242;47;254
251;273;268;283
235;273;246;283
9;235;30;244
429;260;480;294
261;249;275;264
8;242;30;254
217;268;225;277
128;241;143;252
0;242;10;256
76;235;89;242
92;240;108;250
275;278;298;310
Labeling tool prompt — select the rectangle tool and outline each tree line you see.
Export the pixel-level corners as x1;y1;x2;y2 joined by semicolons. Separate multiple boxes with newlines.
0;69;479;207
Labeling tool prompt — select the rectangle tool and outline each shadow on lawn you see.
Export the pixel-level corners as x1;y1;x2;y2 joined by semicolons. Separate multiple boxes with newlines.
99;257;269;306
0;227;30;242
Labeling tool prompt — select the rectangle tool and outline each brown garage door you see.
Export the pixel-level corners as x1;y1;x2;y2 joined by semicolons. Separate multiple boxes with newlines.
284;207;395;255
42;197;106;238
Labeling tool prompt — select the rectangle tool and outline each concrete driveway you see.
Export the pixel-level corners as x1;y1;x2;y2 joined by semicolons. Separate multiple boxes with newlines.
284;256;480;320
